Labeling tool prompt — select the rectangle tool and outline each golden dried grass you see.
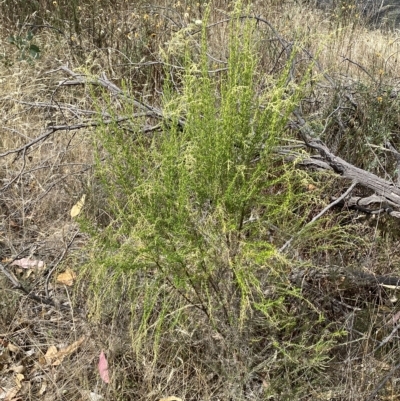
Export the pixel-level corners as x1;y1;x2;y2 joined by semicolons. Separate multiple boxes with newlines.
1;1;400;400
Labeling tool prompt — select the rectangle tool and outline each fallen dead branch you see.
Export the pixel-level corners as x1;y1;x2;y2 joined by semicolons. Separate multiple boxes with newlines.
279;181;358;252
57;66;172;123
289;110;400;218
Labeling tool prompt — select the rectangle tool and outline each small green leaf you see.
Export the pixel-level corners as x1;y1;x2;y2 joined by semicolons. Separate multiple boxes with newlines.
29;44;40;58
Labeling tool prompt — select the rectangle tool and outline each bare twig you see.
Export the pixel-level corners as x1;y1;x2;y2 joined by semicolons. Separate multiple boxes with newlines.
279;181;357;253
45;230;80;298
0;116;146;162
0;261;57;308
1;147;28;191
0;129;54;159
367;359;400;401
291;110;400;207
341;56;375;81
10;99;104;117
0;262;22;289
370;324;400;355
385;141;400;187
0;230;80;311
56;66;180;124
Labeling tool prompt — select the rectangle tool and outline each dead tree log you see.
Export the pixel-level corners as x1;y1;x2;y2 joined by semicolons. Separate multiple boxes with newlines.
289;111;400;219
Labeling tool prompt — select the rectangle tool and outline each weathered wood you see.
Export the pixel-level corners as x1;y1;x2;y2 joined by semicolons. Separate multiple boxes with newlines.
305;138;400;205
289;266;400;290
290;112;400;218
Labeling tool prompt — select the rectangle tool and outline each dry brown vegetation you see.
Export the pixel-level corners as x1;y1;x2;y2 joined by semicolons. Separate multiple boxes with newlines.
2;1;400;400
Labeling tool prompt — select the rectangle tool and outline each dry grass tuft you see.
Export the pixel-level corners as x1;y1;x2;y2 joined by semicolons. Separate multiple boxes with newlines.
2;1;400;400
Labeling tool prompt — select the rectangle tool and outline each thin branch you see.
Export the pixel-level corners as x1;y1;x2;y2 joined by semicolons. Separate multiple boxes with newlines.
290;110;400;207
45;230;80;298
0;129;53;158
0;262;22;289
279;181;358;253
1;147;28;191
0;115;147;162
0;261;57;308
341;56;375;81
367;360;400;401
370;324;400;355
385;141;400;187
57;66;177;123
0;232;80;310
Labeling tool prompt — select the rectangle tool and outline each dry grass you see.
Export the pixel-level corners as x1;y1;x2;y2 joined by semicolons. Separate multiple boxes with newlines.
2;1;400;400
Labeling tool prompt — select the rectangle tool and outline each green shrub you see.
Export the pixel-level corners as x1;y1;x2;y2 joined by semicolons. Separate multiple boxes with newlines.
83;3;343;398
8;31;40;63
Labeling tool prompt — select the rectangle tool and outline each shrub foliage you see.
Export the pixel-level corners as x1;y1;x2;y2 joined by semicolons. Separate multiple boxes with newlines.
83;4;343;398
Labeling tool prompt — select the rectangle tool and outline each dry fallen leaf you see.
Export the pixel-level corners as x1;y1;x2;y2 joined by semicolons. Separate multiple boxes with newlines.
4;386;19;401
98;351;110;384
38;380;47;396
0;338;10;366
10;365;24;374
56;268;77;286
15;373;24;388
11;258;45;269
0;348;10;364
88;391;103;401
386;310;400;326
7;343;18;353
159;397;183;401
41;345;58;366
70;194;86;218
41;337;85;366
